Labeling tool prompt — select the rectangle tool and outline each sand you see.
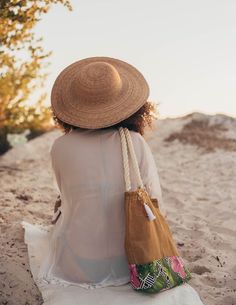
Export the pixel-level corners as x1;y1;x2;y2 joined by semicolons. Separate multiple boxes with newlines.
0;112;235;305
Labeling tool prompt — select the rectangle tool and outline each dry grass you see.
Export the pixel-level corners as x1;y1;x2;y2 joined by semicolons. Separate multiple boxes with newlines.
165;119;236;153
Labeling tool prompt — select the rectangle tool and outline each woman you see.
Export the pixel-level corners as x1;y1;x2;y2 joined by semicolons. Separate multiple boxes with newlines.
23;57;204;304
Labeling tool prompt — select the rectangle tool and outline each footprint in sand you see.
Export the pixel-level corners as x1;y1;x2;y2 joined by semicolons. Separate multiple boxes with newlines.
190;265;211;275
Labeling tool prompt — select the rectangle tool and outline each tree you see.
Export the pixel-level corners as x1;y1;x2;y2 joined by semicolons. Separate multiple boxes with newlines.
0;0;72;154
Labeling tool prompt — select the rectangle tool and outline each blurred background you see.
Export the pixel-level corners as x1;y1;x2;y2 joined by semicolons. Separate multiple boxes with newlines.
1;0;236;154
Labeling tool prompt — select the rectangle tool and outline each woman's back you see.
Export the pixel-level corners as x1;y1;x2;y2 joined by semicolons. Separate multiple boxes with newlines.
41;127;163;288
22;57;204;305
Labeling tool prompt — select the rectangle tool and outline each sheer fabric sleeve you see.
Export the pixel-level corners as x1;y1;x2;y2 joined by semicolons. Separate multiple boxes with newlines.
138;135;166;215
49;140;61;194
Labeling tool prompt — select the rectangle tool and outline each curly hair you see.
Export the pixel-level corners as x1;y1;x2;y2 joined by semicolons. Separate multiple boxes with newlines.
52;101;159;135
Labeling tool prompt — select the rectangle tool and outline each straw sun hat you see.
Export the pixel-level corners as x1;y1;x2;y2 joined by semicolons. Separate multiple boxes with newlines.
51;56;149;129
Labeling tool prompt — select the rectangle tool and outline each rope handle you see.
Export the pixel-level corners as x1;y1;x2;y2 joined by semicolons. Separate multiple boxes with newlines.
118;127;144;191
119;127;157;221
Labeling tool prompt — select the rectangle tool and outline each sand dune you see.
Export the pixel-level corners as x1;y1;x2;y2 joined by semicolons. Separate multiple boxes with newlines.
0;112;235;305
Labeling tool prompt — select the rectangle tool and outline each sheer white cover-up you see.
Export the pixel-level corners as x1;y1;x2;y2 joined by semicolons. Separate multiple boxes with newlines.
22;127;204;304
38;128;164;288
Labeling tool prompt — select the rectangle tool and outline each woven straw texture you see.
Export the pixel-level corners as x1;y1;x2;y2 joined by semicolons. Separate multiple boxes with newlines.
51;57;149;129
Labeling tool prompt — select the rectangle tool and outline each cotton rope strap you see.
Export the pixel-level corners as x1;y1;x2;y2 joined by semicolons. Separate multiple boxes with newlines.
118;127;144;192
119;127;131;191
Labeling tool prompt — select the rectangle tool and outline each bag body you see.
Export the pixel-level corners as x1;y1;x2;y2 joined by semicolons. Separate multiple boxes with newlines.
118;127;191;293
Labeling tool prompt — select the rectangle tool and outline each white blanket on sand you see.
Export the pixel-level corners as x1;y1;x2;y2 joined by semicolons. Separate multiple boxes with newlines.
22;221;204;305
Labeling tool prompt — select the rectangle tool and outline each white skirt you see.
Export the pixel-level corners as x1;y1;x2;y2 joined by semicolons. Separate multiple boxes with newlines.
21;221;205;305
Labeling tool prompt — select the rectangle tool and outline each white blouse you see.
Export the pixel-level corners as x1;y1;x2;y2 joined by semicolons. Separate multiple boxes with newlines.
38;127;164;289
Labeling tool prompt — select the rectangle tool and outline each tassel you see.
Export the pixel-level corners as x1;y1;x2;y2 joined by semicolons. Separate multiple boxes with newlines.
144;203;156;221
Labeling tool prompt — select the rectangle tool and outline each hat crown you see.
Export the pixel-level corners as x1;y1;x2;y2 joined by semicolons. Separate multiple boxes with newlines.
72;62;122;100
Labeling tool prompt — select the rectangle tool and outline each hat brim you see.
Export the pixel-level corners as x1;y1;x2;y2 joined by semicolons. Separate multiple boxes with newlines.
51;56;149;129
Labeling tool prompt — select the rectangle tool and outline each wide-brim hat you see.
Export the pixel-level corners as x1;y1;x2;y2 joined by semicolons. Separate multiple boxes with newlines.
51;56;149;129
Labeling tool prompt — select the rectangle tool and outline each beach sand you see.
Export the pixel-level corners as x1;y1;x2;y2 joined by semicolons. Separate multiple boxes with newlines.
0;112;235;305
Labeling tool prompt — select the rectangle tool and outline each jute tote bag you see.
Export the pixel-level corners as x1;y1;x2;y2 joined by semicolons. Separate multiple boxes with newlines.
118;127;191;293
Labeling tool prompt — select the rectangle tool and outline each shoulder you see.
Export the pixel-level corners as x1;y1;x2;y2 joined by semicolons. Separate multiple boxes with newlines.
129;130;153;155
127;130;156;169
129;130;145;145
49;133;68;157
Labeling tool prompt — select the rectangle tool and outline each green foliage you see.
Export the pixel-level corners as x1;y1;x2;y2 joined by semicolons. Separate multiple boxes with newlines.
136;257;191;293
0;0;72;154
